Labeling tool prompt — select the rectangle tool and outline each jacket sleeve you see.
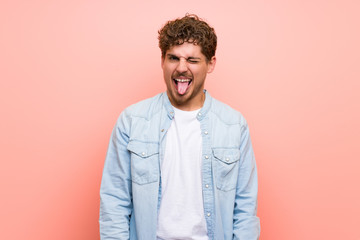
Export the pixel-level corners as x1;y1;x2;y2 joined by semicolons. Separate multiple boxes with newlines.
233;121;260;240
99;112;132;240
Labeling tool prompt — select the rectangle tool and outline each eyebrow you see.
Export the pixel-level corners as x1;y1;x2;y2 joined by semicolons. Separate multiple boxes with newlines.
187;57;201;60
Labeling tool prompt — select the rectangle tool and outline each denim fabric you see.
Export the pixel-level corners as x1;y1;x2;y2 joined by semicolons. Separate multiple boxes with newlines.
99;90;260;240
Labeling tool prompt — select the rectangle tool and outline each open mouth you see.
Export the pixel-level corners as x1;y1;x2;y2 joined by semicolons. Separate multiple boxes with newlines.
173;78;192;95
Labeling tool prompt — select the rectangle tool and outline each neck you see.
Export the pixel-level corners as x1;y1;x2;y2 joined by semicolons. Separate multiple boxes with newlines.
169;91;205;111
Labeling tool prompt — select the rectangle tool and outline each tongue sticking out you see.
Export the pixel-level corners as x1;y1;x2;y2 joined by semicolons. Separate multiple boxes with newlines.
177;81;190;95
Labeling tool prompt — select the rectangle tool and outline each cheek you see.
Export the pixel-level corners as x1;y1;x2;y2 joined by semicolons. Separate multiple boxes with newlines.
165;69;171;78
164;69;174;82
163;66;173;76
192;69;204;79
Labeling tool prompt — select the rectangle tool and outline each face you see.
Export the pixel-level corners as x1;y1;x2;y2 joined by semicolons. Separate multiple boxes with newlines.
162;42;216;111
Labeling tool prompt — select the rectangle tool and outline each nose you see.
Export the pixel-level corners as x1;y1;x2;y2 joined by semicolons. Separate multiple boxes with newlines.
176;58;188;73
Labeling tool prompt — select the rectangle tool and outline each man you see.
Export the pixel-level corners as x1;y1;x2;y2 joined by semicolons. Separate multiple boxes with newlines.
100;14;260;240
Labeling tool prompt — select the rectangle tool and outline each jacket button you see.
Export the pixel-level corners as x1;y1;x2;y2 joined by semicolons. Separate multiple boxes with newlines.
141;152;145;156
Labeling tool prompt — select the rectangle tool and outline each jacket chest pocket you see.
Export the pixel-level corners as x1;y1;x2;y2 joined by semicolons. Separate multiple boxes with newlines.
212;148;241;191
127;141;159;185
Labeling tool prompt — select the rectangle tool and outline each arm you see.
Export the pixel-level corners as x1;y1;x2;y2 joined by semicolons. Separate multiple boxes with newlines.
99;113;132;240
233;122;260;240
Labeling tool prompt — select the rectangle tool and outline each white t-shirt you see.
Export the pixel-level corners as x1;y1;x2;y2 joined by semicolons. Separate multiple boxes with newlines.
156;107;208;240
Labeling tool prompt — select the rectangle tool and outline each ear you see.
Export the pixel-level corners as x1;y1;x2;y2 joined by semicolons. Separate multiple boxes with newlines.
161;55;165;69
207;56;216;73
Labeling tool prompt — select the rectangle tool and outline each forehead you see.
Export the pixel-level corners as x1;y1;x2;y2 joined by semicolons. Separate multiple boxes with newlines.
166;42;204;58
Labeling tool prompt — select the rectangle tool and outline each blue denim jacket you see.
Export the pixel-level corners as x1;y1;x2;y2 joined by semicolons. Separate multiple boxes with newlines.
100;90;260;240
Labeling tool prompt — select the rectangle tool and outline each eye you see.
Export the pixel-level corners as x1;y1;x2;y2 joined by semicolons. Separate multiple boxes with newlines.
168;55;179;61
187;59;199;64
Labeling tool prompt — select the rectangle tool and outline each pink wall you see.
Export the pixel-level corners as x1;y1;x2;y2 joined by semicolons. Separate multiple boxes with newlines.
1;0;359;239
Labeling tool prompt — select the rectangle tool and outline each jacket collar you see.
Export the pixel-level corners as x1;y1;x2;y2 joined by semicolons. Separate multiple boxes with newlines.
163;90;212;121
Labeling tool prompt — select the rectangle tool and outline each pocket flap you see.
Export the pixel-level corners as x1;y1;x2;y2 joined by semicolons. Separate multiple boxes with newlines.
127;141;159;158
212;148;240;164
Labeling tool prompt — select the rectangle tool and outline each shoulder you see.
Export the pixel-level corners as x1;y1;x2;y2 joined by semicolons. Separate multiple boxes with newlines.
210;97;247;126
113;93;164;132
121;93;164;120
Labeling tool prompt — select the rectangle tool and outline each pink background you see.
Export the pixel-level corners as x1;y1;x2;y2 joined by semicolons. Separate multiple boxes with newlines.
1;0;359;239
